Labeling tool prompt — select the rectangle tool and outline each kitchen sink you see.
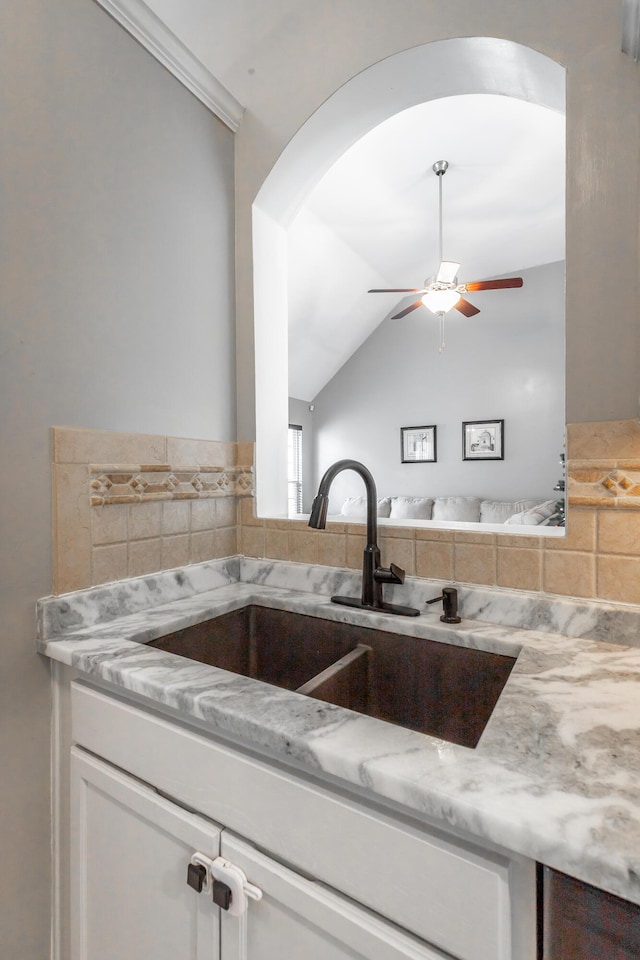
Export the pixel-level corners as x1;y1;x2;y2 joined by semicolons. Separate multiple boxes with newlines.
146;606;515;748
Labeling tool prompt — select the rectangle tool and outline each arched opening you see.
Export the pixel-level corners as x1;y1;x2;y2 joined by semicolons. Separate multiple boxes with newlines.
253;37;565;521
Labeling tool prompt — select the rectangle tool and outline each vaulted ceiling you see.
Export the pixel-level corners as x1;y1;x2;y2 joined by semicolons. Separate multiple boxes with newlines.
141;3;566;400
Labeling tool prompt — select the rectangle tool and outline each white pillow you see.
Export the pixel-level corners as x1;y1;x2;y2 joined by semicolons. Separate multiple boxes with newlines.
432;496;481;522
341;496;392;519
480;499;546;524
504;499;558;525
389;496;434;520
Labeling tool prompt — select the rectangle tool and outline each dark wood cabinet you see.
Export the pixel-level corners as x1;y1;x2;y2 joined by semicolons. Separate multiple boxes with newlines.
543;867;640;959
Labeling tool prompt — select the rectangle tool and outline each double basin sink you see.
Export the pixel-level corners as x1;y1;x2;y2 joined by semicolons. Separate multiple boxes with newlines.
147;605;514;749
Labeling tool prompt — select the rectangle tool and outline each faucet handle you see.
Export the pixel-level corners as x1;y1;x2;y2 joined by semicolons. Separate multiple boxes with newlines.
374;562;405;585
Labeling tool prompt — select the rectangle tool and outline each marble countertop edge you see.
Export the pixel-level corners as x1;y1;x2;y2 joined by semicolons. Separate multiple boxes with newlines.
38;564;640;907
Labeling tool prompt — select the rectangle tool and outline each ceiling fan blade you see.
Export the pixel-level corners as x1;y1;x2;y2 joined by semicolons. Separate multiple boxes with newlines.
369;288;426;293
436;261;460;284
462;277;524;292
391;300;424;319
455;298;481;318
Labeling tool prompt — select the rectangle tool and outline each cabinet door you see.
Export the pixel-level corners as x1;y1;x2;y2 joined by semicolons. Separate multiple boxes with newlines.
543;867;640;959
71;747;221;960
219;833;454;960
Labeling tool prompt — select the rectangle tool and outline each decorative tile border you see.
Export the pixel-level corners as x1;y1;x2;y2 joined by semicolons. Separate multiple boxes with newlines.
568;460;640;508
89;464;253;506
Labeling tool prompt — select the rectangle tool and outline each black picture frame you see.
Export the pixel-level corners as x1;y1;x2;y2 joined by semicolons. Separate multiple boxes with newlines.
401;425;437;463
462;419;504;460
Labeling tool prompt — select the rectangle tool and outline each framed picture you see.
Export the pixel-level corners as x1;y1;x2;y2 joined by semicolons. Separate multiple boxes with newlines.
462;419;504;460
401;425;437;463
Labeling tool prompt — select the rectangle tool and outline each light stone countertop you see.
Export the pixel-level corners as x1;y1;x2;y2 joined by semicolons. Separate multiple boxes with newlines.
38;556;640;906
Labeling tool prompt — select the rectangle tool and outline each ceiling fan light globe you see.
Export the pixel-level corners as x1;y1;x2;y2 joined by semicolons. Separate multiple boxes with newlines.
421;289;461;314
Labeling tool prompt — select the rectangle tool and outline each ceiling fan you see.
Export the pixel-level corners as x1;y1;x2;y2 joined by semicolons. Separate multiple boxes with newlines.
368;160;523;331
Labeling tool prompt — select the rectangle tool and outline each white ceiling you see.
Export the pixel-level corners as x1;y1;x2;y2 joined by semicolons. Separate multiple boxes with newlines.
139;3;566;401
287;94;565;399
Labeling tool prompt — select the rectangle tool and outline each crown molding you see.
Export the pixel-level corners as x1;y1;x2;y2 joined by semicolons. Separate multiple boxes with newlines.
93;0;244;131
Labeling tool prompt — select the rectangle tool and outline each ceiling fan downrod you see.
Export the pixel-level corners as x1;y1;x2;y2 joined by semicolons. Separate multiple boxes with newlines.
433;160;449;352
432;159;449;272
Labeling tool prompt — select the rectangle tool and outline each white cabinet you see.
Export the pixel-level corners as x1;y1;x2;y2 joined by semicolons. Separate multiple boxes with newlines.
71;748;220;960
69;681;537;960
218;833;447;960
71;748;448;960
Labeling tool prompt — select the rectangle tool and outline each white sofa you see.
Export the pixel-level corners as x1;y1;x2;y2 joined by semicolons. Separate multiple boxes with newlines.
340;495;559;526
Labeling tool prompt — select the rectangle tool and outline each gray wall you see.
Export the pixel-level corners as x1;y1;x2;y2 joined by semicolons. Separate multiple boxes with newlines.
311;262;565;509
1;1;235;955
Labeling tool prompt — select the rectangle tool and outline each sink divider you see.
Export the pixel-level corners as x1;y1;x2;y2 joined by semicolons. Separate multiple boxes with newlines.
296;644;372;714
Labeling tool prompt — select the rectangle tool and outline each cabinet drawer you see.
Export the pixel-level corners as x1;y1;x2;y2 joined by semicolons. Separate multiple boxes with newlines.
71;681;535;960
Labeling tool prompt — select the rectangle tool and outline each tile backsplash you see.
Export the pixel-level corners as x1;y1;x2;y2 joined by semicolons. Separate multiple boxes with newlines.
239;419;640;607
52;427;252;594
53;420;640;607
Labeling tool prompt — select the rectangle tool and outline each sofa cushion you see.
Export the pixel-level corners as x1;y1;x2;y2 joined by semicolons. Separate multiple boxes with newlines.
341;496;392;519
389;496;434;520
504;499;558;526
480;499;545;524
432;496;481;522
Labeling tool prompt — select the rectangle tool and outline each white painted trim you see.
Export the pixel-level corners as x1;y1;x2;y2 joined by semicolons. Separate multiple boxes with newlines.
50;661;62;960
93;0;244;131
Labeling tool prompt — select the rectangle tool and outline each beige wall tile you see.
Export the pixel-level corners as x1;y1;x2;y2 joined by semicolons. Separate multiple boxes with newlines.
128;502;163;540
318;532;347;568
60;425;640;605
128;538;162;578
415;527;453;542
239;496;262;527
379;537;415;576
211;526;238;559
568;419;640;461
288;530;319;564
161;535;190;570
325;520;348;534
416;540;454;581
236;441;254;466
240;525;265;559
215;497;238;528
92;543;128;586
54;426;166;465
598;555;640;604
190;530;217;564
53;463;92;594
454;543;497;585
379;524;416;540
499;532;547;548
543;508;595;553
265;518;295;530
598;510;640;556
191;499;218;532
543;551;596;598
265;528;290;561
166;437;235;467
346;534;366;570
497;547;542;591
162;500;191;536
91;504;128;545
454;530;496;545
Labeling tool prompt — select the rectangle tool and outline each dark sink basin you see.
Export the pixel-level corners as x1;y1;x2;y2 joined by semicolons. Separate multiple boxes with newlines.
146;606;514;749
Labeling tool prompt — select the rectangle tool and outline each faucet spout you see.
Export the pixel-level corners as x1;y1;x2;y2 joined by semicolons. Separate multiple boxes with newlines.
309;459;419;617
